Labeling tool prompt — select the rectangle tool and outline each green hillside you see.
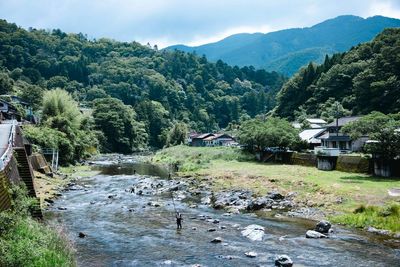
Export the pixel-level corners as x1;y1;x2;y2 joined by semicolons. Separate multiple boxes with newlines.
273;28;400;120
0;19;285;151
167;15;400;76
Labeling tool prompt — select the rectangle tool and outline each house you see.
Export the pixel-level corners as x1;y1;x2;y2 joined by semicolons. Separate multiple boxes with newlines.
299;128;326;149
203;133;236;147
190;133;215;147
0;96;38;123
293;118;327;129
189;133;236;147
0;99;21;121
314;116;368;153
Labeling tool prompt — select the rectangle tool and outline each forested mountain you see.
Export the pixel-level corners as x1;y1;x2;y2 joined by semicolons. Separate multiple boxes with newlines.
0;19;285;149
166;15;400;76
273;28;400;121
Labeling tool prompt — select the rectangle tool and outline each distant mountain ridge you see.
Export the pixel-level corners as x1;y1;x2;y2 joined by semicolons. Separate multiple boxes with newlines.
166;15;400;76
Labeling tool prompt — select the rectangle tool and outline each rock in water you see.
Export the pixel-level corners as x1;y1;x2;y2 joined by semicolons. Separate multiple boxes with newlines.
367;226;391;235
210;237;222;243
275;255;293;267
241;224;265;241
245;251;258;258
78;232;86;238
306;230;328;238
315;220;331;233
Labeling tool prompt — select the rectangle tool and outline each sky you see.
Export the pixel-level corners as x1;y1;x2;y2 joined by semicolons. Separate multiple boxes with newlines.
1;0;400;48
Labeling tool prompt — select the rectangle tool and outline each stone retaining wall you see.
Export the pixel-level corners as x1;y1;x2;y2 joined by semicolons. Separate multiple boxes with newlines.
289;153;371;174
291;152;317;167
0;156;21;211
336;155;370;173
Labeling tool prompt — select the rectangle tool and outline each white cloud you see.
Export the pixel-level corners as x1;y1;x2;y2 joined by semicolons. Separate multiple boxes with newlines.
367;0;400;18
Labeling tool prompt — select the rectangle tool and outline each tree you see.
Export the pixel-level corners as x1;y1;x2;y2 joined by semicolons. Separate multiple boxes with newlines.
38;89;98;164
318;98;351;123
166;122;188;147
238;117;302;152
93;97;147;153
342;112;400;160
16;81;43;110
135;100;171;148
42;88;82;131
0;72;13;94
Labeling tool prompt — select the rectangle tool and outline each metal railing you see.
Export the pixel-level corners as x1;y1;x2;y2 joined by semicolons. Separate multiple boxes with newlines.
0;120;16;171
314;146;340;157
38;148;59;171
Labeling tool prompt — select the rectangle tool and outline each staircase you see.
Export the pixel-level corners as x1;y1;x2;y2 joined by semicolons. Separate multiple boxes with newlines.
14;147;42;218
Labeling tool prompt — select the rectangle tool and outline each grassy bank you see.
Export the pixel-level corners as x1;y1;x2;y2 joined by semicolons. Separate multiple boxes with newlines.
0;185;76;267
34;165;101;207
153;145;400;233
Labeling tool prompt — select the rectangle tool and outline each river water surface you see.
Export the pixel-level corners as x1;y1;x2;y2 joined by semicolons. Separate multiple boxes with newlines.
46;158;400;267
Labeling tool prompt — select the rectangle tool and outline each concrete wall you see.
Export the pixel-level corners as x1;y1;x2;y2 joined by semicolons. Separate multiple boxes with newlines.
29;153;52;175
336;155;370;173
0;156;21;211
317;156;337;170
291;152;317;167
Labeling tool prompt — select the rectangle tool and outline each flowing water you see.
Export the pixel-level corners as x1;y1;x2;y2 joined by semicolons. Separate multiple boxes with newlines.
46;158;400;267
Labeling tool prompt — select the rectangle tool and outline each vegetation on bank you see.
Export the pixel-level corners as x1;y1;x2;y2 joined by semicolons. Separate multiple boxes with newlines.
0;185;75;267
331;203;400;233
24;89;100;165
152;145;253;172
153;146;400;233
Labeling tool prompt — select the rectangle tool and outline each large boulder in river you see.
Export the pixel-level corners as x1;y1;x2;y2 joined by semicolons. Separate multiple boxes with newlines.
306;230;328;238
275;255;293;267
241;224;265;241
210;237;222;243
246;197;274;211
315;220;331;233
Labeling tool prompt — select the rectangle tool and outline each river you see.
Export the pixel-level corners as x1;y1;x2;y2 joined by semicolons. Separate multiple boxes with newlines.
45;157;400;267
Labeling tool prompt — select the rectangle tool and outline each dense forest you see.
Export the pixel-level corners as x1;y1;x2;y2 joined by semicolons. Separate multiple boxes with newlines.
0;19;285;152
274;28;400;121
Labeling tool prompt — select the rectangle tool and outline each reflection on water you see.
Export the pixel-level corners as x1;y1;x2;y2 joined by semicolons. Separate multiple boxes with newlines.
46;160;400;267
93;162;170;178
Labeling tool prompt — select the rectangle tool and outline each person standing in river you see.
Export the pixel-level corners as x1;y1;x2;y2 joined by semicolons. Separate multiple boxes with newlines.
176;212;183;229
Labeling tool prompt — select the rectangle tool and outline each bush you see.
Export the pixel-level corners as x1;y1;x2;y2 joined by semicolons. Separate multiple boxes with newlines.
0;185;76;266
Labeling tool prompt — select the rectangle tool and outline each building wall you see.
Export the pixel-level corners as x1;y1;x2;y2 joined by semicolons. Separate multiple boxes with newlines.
351;137;369;152
191;139;204;147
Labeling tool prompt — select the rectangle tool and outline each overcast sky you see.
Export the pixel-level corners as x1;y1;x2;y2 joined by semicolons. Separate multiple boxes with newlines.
1;0;400;48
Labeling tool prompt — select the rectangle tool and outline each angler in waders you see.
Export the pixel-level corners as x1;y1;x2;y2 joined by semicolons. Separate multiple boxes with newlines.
176;212;183;229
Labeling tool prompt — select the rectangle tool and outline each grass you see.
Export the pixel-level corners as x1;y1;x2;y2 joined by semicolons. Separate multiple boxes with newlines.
59;165;100;178
0;185;76;267
153;145;400;234
35;165;100;208
331;203;400;233
152;145;253;172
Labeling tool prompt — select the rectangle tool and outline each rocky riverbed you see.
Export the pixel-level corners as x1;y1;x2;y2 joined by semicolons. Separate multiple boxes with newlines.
44;155;400;266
